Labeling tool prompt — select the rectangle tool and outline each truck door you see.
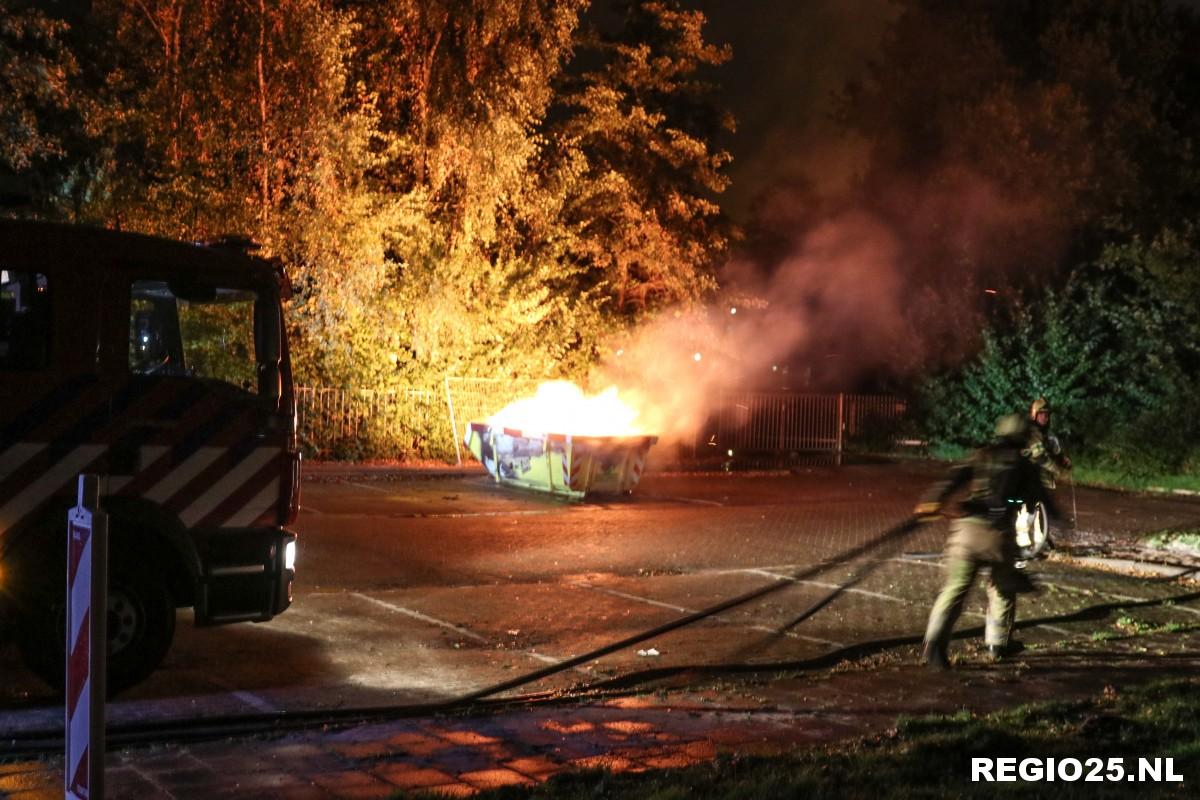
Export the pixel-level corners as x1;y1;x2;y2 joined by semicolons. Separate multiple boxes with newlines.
0;264;105;586
117;277;293;624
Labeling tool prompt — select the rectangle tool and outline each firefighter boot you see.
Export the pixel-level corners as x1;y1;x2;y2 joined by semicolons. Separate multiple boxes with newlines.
922;641;951;671
987;640;1026;662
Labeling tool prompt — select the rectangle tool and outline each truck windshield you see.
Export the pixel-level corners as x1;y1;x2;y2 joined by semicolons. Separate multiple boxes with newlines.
129;279;279;396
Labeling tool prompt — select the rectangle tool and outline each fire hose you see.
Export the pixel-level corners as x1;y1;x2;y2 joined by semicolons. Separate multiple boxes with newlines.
9;512;1200;759
10;583;1200;759
458;514;925;703
3;514;927;756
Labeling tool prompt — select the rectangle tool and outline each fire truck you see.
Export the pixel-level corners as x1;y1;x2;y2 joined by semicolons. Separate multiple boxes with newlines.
0;220;300;692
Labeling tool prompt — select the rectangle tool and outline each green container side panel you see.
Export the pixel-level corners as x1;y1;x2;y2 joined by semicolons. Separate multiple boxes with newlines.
465;423;655;499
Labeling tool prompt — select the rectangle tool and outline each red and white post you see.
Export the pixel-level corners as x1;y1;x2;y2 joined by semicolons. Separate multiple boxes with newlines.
66;474;107;800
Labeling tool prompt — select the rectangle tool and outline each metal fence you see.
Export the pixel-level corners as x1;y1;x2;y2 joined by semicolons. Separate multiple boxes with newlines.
296;382;909;462
295;386;448;460
295;378;544;462
442;377;542;464
699;392;908;459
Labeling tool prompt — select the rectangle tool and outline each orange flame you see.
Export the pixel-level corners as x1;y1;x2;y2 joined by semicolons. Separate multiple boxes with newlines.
488;381;648;437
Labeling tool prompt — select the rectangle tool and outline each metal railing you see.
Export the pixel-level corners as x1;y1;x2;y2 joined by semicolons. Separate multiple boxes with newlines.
294;386;447;460
443;377;542;464
295;378;543;462
699;392;908;460
296;383;909;463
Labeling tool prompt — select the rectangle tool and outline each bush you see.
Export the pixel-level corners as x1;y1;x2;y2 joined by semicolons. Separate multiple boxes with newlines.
1087;388;1200;479
916;238;1200;472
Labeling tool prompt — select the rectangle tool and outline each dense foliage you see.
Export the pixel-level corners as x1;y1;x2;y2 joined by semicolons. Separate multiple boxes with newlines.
918;236;1200;476
0;4;74;175
0;0;732;396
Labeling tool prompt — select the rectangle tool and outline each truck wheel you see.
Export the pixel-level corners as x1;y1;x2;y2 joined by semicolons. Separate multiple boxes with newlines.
106;568;176;694
17;568;176;696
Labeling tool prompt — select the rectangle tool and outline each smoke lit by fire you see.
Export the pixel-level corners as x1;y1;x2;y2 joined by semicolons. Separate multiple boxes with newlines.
487;175;1060;449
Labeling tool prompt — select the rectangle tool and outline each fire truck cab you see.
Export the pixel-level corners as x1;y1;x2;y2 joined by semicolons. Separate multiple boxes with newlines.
0;221;300;692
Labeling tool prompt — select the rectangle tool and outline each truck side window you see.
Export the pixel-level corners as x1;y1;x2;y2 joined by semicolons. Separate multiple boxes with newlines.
129;279;261;393
0;269;50;370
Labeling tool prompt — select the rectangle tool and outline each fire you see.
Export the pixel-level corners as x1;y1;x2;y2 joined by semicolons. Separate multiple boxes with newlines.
488;381;647;437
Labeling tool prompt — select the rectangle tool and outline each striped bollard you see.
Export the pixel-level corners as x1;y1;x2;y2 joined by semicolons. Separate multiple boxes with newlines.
66;474;107;800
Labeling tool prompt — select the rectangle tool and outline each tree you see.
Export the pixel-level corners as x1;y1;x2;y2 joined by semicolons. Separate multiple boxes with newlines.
549;0;733;314
0;2;75;187
7;0;735;402
345;0;609;386
71;0;398;386
840;0;1200;287
919;236;1200;474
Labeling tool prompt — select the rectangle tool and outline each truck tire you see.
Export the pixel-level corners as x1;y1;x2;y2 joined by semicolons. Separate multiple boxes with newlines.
106;567;176;694
17;566;176;696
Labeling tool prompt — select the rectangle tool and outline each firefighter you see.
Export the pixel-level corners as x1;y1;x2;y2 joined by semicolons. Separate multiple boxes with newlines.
915;414;1053;670
1025;397;1071;487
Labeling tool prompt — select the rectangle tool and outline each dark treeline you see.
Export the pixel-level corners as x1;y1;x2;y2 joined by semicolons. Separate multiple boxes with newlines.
737;0;1200;475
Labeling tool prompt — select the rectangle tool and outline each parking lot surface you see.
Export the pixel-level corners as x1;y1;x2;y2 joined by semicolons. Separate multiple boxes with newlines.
2;461;1198;797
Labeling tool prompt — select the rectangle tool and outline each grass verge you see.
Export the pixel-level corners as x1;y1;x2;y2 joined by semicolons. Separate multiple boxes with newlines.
401;678;1199;799
916;456;1199;495
1070;465;1200;494
1140;530;1200;560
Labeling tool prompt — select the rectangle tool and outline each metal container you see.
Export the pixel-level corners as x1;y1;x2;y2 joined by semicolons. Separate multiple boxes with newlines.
465;422;657;499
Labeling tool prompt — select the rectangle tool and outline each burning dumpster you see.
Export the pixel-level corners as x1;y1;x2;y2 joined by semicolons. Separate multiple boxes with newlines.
462;381;657;499
466;424;656;498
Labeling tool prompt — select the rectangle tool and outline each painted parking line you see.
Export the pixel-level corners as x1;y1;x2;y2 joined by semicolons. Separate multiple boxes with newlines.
899;554;1200;619
571;580;844;648
353;592;488;642
1036;579;1200;617
324;508;566;519
635;493;727;507
203;675;281;714
733;565;1082;637
350;592;562;666
742;568;907;603
406;509;564;519
893;556;941;569
892;557;1094;636
349;481;393;493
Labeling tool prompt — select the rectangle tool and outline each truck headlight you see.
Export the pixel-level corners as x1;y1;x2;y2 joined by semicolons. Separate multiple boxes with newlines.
284;540;296;571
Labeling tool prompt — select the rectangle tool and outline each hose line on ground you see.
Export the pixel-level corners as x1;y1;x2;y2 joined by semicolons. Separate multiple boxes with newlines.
3;515;926;755
7;585;1199;758
457;515;924;703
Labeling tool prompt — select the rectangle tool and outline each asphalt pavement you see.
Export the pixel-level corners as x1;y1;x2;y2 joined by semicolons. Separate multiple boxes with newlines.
5;599;1200;799
2;461;1199;798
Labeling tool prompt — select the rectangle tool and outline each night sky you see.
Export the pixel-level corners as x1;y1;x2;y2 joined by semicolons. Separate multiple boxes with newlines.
692;0;1200;222
694;0;897;221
